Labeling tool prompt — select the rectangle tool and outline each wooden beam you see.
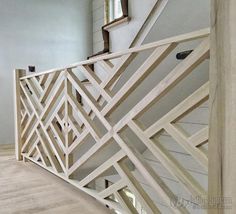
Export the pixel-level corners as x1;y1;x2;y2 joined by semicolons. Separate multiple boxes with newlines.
114;39;209;132
115;191;138;214
98;179;126;199
164;123;208;171
14;69;26;160
19;29;210;80
102;43;177;116
129;121;206;197
189;127;208;147
209;0;236;212
79;150;126;187
113;134;189;214
114;162;161;214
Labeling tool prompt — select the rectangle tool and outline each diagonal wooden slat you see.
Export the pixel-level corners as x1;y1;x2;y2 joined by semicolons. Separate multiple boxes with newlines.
68;117;82;137
79;150;126;187
189;126;208;147
24;79;43;112
67;93;101;141
68;71;102;111
39;73;49;86
68;71;112;131
114;38;209;132
145;82;209;137
20;81;41;117
79;65;112;102
40;123;66;173
21;113;36;139
114;162;161;214
68;129;89;154
97;60;114;74
21;125;39;153
50;122;66;152
27;138;40;157
98;179;127;199
128;120;206;197
37;143;50;166
101;53;138;89
16;30;210;213
20;96;31;116
31;77;44;95
114;191;139;214
102;43;177;116
113;133;189;214
40;78;65;121
164;123;208;171
25;79;41;99
36;129;62;172
44;97;65;128
68;132;112;176
40;71;62;103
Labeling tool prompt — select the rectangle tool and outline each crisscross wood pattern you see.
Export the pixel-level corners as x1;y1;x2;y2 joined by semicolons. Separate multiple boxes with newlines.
15;29;210;213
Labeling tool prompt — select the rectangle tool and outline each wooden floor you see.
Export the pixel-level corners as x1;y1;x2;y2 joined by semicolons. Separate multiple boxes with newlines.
0;145;111;214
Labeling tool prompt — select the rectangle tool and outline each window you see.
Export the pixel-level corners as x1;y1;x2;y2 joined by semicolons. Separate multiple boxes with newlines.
89;0;128;57
105;0;127;24
109;0;122;22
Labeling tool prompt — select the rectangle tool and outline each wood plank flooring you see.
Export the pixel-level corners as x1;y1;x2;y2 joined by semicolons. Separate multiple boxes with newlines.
0;144;111;214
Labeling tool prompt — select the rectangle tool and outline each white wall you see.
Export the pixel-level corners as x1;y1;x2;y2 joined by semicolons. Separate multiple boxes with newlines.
0;0;92;145
108;0;210;51
92;0;105;53
109;0;157;51
91;0;158;54
143;0;210;43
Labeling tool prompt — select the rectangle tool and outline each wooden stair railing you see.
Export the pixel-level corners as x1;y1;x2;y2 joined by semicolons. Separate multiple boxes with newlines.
14;28;210;214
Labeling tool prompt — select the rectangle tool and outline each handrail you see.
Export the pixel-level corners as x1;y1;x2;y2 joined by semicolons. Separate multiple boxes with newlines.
15;29;210;213
20;28;210;80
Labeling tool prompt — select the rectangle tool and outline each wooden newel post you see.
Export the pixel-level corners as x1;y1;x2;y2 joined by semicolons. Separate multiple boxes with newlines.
14;69;26;161
209;0;236;212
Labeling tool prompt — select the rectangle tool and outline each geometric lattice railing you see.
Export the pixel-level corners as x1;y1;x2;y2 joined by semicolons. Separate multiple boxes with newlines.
14;28;210;214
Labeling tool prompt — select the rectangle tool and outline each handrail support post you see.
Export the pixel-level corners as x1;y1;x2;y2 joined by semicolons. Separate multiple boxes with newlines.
14;69;26;160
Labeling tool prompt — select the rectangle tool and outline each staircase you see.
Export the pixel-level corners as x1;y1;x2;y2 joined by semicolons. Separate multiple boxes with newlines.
14;28;210;213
